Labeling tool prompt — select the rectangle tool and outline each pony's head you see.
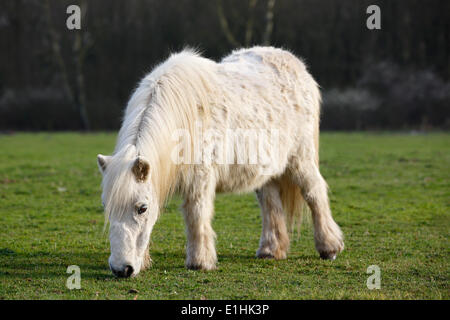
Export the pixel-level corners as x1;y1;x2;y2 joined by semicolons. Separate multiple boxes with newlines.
97;148;158;278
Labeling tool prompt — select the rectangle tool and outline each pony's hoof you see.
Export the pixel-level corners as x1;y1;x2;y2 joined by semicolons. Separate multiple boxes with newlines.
316;234;344;261
319;251;338;260
186;262;217;271
256;247;287;260
186;264;201;270
256;252;275;259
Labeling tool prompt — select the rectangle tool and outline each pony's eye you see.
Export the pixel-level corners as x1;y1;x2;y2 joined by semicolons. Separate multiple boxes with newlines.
137;204;147;215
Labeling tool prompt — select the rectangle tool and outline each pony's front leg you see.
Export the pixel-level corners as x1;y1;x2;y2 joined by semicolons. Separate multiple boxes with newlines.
182;173;217;270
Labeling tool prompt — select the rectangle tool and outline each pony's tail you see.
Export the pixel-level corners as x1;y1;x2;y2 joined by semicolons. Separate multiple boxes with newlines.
279;174;308;235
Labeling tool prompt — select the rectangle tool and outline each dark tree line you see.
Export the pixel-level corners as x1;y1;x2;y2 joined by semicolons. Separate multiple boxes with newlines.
0;0;449;131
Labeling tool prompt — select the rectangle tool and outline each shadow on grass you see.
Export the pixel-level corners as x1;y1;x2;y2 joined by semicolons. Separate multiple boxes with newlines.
0;247;324;284
0;250;113;281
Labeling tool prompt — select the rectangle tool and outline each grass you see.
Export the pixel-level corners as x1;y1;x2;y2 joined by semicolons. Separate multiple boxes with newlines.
0;132;448;299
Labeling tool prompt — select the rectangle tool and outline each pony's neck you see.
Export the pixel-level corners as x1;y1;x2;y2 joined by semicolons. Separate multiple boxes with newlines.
138;130;179;207
115;50;218;205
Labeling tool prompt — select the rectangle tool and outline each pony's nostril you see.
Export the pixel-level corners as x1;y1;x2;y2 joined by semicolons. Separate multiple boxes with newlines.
111;265;133;278
124;265;134;278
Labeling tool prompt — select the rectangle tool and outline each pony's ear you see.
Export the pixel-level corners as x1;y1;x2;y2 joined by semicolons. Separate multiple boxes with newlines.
132;157;150;182
97;154;111;173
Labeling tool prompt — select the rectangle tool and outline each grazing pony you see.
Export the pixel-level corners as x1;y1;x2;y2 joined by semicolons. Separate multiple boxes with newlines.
97;47;344;278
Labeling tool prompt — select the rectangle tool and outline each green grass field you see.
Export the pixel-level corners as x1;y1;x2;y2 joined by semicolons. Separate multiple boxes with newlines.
0;132;448;299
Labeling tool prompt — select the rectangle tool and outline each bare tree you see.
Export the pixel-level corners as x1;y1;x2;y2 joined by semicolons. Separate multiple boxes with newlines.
44;0;91;130
217;0;277;47
245;0;258;45
216;0;241;47
262;0;276;45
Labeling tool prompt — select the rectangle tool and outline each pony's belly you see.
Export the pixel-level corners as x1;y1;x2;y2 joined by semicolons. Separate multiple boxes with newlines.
214;164;282;193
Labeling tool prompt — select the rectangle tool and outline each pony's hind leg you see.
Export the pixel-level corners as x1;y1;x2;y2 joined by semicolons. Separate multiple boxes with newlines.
289;156;344;260
182;170;217;270
256;181;290;260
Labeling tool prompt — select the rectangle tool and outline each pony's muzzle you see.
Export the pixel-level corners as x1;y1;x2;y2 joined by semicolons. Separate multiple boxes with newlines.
111;264;134;278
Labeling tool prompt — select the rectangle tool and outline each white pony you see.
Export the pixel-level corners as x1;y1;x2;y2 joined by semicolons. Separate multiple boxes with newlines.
97;47;344;278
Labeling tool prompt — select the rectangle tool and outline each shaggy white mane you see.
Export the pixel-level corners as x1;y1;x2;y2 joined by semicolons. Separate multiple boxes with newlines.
102;49;218;221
